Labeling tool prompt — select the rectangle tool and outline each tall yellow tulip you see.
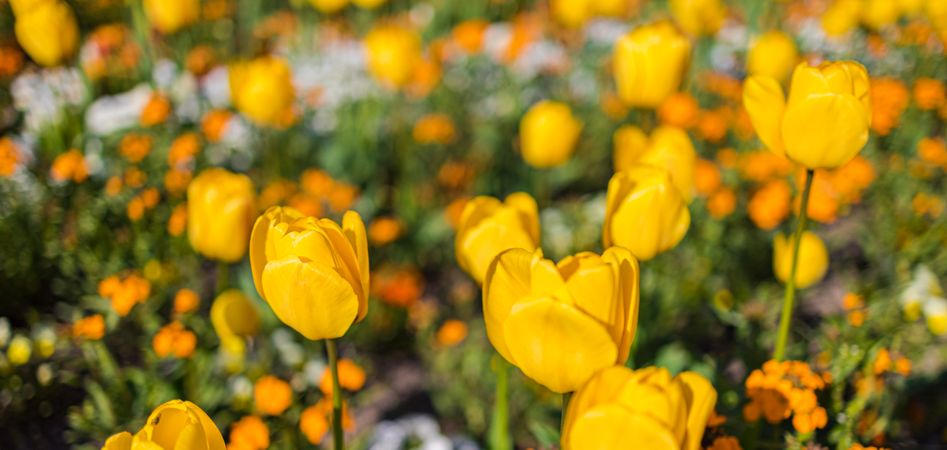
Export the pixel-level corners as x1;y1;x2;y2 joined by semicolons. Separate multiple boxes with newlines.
13;0;78;67
604;165;691;261
103;400;225;450
520;101;584;168
773;231;828;289
613;125;696;201
211;289;260;355
562;366;716;450
746;31;798;83
613;21;691;108
670;0;727;36
743;61;871;169
229;56;296;128
364;24;422;89
143;0;200;34
455;193;540;284
249;206;369;341
483;247;640;393
187;168;255;263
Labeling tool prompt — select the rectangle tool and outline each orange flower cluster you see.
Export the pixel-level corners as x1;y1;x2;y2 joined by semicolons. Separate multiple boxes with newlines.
165;132;201;195
842;292;866;327
797;156;876;224
319;358;366;396
437;161;476;191
913;77;946;111
413;113;457;144
167;204;188;236
127;187;160;221
201;109;233;143
98;272;151;316
0;137;21;177
916;137;947;171
140;93;172;126
869;77;909;136
50;149;89;183
370;265;424;308
72;314;106;340
743;360;830;434
368;216;403;246
300;398;355;445
872;349;911;377
227;415;270;450
695;159;737;219
172;288;200;315
0;43;24;78
257;169;359;217
254;375;292;416
152;321;197;358
82;24;140;81
706;436;742;450
912;192;944;218
119;133;153;163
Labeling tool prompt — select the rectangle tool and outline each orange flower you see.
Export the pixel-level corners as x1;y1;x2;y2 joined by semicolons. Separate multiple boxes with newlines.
141;93;172;126
370;266;424;308
744;360;828;434
917;138;947;169
832;156;876;203
444;196;469;229
412;113;456;144
105;176;124;196
738;151;793;183
913;77;945;110
716;148;738;169
168;132;201;167
748;180;791;230
437;161;474;190
120;133;153;163
708;188;737;219
254;376;292;416
407;56;442;98
186;45;216;76
50;149;89;183
168;204;188;236
697;108;729;142
435;319;468;347
228;415;269;450
320;358;366;395
695;159;722;196
152;321;197;358
452;20;488;54
73;314;106;340
368;216;403;246
258;179;297;210
869;77;909;136
842;292;866;327
658;92;699;128
0;137;21;177
164;169;193;195
800;172;839;224
173;288;200;314
707;436;743;450
300;405;330;444
202;109;233;143
100;273;151;316
327;183;359;212
0;43;24;78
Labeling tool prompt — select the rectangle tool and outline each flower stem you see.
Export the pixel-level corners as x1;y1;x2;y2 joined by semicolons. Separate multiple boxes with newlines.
488;355;511;450
773;168;815;361
325;339;344;450
216;261;229;294
561;392;572;434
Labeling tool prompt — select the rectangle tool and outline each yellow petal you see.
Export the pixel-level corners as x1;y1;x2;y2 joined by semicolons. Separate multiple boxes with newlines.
250;206;302;297
677;371;717;450
342;210;370;320
502;298;617;393
607;167;691;260
210;289;260;355
483;248;538;362
568;404;678;450
504;192;541;244
562;365;634;446
319;218;367;320
612;125;649;172
261;257;359;340
638;126;697;201
457;208;538;283
781;92;870;168
102;432;133;450
602;246;640;363
558;253;620;342
743;75;787;157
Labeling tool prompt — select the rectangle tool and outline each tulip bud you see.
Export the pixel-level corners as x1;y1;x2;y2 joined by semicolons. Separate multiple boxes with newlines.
773;231;828;289
187;168;255;263
604;165;691;261
520;101;583;168
455;193;540;284
483;247;640;393
249;206;369;340
746;31;798;83
13;0;78;67
144;0;200;34
743;61;871;169
613;21;691;108
364;24;422;89
103;400;226;450
211;289;260;355
562;366;716;450
670;0;728;36
229;56;296;128
613;125;697;201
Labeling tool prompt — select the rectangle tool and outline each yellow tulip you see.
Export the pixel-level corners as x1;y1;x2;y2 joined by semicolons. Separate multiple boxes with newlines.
551;0;592;28
743;61;871;169
604;165;691;261
773;231;828;289
364;24;422;89
102;400;226;450
6;335;31;366
454;193;540;284
352;0;387;9
9;0;50;15
613;125;696;201
13;0;78;67
562;366;716;450
861;0;902;30
187;168;255;263
483;247;640;393
520;101;583;168
613;21;692;108
249;206;369;341
746;31;798;83
309;0;348;13
211;289;260;355
821;0;861;36
670;0;727;36
592;0;631;17
229;56;296;128
143;0;199;34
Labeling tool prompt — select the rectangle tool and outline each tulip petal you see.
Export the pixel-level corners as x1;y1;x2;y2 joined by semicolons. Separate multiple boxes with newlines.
787;62;832;104
609;172;691;261
558;253;620;342
503;298;618;393
612;125;649;172
602;246;640;363
102;432;133;450
342;210;370;319
562;366;634;447
250;207;302;298
261;257;359;340
678;371;718;450
458;210;537;283
483;248;537;361
568;405;679;450
781;93;870;168
504;192;541;244
320;218;367;320
743;75;787;157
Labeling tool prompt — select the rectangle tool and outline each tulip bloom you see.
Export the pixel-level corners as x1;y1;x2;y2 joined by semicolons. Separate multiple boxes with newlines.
187;168;255;263
229;56;296;127
13;0;78;67
454;193;540;284
670;0;727;36
613;125;697;201
364;24;422;89
250;206;369;340
143;0;199;34
211;289;260;355
613;21;691;108
604;165;691;261
103;400;225;450
483;247;640;393
562;366;715;450
773;231;828;289
747;31;799;83
743;61;871;169
520;101;583;168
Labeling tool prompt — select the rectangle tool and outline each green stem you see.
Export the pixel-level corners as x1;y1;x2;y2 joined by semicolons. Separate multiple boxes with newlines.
488;355;511;450
216;261;229;294
326;339;344;450
561;392;572;433
773;169;815;361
